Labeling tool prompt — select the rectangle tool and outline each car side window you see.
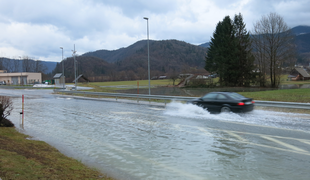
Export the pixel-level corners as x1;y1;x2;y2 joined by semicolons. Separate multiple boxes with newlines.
217;94;227;100
202;93;217;100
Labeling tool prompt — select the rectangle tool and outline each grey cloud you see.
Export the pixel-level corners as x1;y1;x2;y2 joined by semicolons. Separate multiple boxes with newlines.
0;0;309;61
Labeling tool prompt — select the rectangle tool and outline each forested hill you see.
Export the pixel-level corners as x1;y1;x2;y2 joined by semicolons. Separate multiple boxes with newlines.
292;26;310;54
0;58;56;74
82;40;148;63
54;39;208;82
53;26;310;82
82;39;207;65
114;39;207;73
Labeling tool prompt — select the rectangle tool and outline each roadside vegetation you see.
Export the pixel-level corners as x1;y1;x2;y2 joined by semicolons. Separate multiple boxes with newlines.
0;128;114;180
63;78;310;103
0;96;114;180
238;89;310;103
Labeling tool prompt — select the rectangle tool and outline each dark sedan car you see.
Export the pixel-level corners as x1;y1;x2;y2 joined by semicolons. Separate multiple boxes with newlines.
187;92;254;113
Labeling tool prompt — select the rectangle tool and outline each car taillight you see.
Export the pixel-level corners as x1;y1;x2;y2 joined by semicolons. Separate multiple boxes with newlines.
238;102;245;106
252;101;255;104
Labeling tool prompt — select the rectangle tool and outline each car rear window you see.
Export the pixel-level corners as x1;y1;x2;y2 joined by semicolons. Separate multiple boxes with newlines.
227;93;245;99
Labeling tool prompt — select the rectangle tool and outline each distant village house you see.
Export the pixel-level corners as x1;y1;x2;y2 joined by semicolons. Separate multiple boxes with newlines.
289;67;310;81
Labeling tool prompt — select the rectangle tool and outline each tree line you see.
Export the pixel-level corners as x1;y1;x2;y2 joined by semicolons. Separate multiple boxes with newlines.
0;56;47;73
205;12;296;88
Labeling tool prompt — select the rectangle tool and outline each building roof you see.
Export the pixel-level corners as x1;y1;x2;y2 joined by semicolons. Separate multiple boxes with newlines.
72;74;90;82
53;73;62;79
294;67;310;78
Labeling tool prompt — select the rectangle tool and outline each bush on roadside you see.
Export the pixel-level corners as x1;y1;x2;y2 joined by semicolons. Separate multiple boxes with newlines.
0;96;14;127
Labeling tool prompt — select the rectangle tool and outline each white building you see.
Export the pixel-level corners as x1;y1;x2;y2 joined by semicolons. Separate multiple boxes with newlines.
0;70;42;85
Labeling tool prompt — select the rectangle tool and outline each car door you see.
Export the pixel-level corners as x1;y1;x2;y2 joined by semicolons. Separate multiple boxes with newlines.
214;94;229;112
200;93;218;112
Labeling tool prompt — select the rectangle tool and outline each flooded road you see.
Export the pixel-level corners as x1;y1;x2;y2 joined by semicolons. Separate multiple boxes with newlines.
2;89;310;180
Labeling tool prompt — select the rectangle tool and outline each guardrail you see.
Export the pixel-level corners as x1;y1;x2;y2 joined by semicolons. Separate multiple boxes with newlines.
253;101;310;110
55;89;310;110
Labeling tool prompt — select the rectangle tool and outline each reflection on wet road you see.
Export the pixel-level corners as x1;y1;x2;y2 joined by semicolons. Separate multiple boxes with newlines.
3;89;310;180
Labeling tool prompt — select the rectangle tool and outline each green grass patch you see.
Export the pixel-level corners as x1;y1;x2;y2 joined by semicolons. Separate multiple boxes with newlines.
71;79;180;88
238;88;310;103
0;127;114;180
89;79;178;87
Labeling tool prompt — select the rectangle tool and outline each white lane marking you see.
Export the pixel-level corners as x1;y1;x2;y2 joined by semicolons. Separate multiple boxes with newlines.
196;127;213;136
261;136;307;153
112;112;135;115
226;138;310;156
148;107;165;111
224;131;247;142
298;140;310;145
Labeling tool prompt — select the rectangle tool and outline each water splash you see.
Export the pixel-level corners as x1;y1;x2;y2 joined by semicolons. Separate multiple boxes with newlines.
164;101;310;132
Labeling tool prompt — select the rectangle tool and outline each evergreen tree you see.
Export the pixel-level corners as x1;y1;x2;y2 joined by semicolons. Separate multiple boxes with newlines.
205;13;255;87
205;16;238;86
233;13;256;86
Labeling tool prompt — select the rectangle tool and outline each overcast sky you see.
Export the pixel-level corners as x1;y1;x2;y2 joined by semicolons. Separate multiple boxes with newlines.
0;0;309;62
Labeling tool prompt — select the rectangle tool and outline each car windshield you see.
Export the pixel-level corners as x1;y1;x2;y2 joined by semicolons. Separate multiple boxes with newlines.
227;92;245;99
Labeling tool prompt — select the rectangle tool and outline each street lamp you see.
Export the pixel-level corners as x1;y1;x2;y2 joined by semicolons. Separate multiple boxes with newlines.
143;17;151;95
72;45;77;91
60;47;65;89
19;56;22;85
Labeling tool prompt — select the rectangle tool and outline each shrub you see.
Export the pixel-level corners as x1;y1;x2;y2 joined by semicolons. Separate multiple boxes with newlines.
0;96;14;127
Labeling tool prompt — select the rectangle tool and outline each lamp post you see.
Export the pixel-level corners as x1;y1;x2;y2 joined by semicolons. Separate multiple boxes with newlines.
72;45;77;91
60;47;65;89
19;56;22;85
143;17;151;95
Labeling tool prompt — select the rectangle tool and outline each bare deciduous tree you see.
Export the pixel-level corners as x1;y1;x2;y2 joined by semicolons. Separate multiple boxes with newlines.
0;57;3;70
0;96;13;119
13;57;21;72
168;70;179;85
34;60;47;73
22;56;35;72
252;12;296;88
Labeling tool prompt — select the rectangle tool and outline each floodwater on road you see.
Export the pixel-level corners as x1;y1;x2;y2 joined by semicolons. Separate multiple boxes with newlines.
2;89;310;180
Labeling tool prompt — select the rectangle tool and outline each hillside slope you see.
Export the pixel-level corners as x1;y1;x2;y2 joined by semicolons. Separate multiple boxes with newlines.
82;40;149;63
77;39;208;81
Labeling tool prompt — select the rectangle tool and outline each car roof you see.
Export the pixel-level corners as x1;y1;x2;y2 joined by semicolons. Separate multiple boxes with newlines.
209;92;237;94
207;92;246;98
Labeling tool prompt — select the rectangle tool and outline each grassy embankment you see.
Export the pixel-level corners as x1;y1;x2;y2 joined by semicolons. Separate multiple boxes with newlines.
66;78;310;112
0;128;114;180
75;79;178;92
71;78;310;102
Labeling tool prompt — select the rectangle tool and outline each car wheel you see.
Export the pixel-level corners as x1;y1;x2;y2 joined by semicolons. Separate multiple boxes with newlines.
221;106;230;113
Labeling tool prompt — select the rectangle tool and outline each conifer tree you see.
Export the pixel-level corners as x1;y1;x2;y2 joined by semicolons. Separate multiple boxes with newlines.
205;16;238;86
205;13;255;87
233;13;256;86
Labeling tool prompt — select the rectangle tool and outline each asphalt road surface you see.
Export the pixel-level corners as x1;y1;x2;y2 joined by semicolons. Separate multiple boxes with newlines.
2;89;310;180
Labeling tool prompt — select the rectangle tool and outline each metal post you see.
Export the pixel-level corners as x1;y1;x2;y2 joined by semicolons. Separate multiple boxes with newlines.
72;45;77;91
22;95;24;125
60;47;65;89
144;17;151;95
19;56;22;85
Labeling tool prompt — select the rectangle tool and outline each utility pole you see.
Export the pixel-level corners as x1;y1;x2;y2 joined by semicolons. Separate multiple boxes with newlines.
60;47;65;89
143;17;151;95
72;45;77;91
